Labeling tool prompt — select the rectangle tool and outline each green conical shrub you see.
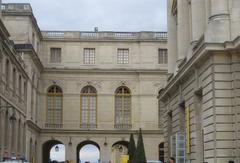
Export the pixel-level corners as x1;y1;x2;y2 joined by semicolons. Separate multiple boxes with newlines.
128;133;136;163
133;128;147;163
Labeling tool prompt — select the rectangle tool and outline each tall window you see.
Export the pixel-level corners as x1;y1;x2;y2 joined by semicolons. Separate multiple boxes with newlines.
83;48;95;64
115;86;131;129
5;59;10;87
158;49;168;64
50;48;61;63
18;75;22;99
24;81;27;102
117;49;129;64
12;68;16;92
46;85;63;128
159;143;164;162
80;86;97;128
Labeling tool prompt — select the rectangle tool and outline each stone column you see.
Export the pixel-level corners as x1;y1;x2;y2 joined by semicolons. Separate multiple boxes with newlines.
17;121;22;156
8;116;13;156
0;111;5;160
65;143;75;163
205;0;230;42
4;111;9;157
230;0;240;40
177;0;190;61
100;144;111;163
191;0;205;43
14;119;19;156
22;123;26;157
167;0;178;74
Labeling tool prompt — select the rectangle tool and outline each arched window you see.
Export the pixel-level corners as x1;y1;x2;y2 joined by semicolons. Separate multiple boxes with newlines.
46;85;63;128
80;86;97;128
115;86;131;129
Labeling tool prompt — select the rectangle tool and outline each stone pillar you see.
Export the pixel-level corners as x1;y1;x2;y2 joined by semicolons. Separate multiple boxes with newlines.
22;123;26;157
4;111;9;157
167;0;178;74
177;0;190;61
0;111;5;160
230;0;240;40
191;0;205;43
65;143;75;163
14;119;19;156
205;0;230;42
100;144;111;163
17;121;21;155
8;116;13;156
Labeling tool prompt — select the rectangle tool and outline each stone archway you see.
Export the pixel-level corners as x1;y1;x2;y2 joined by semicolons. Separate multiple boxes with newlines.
76;140;100;163
111;141;129;163
42;140;65;163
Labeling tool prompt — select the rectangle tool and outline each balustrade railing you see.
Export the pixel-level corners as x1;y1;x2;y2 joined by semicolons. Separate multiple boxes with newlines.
1;3;32;12
42;31;167;40
114;123;132;129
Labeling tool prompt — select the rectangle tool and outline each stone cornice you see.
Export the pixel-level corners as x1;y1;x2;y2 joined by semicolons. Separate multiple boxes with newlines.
2;3;43;39
42;68;168;74
26;119;41;133
14;44;44;72
159;37;240;100
40;129;163;135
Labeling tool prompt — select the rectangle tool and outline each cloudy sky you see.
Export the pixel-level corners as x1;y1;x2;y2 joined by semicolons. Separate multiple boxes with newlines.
2;0;167;32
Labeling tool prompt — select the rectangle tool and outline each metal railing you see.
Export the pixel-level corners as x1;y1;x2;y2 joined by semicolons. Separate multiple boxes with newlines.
45;123;63;129
79;123;97;129
114;123;132;129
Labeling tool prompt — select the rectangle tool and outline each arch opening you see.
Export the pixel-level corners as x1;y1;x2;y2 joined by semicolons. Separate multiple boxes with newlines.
111;141;129;163
77;141;100;163
42;140;65;163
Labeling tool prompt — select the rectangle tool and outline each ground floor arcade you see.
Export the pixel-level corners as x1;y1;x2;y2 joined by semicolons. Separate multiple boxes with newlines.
35;131;164;163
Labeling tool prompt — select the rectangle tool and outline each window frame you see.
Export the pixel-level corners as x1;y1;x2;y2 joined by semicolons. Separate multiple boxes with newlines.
114;86;132;129
46;85;63;128
83;48;95;64
117;48;129;64
80;86;97;128
158;49;168;64
50;48;61;63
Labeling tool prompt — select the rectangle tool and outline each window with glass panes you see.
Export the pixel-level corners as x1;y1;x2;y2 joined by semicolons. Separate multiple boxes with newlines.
83;48;95;64
5;59;10;87
47;85;63;126
80;86;97;128
13;68;16;92
117;49;129;64
50;48;61;63
115;86;131;128
159;143;164;162
171;133;186;163
18;75;22;97
158;49;168;64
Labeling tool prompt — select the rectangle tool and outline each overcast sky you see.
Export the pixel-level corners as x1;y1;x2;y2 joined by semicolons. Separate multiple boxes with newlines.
3;0;167;32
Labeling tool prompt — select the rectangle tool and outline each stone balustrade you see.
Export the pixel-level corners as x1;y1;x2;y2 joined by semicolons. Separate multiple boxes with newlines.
1;3;32;12
42;31;167;40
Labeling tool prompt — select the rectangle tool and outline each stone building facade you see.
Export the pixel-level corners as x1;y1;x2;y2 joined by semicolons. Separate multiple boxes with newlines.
159;0;240;163
0;3;168;163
